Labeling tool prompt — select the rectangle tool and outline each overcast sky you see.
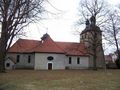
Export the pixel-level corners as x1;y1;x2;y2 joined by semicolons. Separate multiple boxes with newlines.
23;0;120;54
24;0;80;42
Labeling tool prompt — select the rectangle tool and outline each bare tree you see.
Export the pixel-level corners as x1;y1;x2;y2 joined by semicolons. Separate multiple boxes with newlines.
77;0;109;28
104;10;120;68
0;0;46;72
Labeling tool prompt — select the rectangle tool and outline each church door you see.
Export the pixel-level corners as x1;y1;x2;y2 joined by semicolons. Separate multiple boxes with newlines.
48;63;52;70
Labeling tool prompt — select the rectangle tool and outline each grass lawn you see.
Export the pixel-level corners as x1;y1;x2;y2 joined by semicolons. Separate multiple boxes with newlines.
0;69;120;90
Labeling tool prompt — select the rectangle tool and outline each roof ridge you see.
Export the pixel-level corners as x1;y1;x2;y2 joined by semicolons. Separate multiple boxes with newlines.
19;38;41;42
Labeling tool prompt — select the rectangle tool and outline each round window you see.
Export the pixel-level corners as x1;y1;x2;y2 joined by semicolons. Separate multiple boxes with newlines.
47;56;54;61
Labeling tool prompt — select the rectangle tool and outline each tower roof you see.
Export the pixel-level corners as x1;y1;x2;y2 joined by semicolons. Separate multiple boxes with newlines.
81;25;101;34
81;16;101;35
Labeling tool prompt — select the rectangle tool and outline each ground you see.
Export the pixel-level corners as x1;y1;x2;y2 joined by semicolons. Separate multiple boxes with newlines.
0;70;120;90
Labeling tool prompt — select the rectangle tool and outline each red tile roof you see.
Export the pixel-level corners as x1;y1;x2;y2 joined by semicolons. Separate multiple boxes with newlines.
56;42;88;56
34;37;64;53
8;34;89;56
8;39;41;53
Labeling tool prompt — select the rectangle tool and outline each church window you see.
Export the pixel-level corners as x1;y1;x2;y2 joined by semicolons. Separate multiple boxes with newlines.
69;57;72;64
77;57;80;64
17;55;20;63
28;55;31;63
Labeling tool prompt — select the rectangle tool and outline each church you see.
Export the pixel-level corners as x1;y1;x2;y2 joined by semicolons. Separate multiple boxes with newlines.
5;16;105;70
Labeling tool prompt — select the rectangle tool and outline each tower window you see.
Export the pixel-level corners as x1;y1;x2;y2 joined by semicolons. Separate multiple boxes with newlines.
84;34;86;38
69;57;72;64
17;55;20;63
81;36;83;39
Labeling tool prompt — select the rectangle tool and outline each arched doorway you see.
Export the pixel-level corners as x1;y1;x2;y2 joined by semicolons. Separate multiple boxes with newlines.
48;63;52;70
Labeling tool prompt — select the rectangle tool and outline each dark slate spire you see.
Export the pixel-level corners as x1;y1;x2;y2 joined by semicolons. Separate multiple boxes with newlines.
86;19;90;28
90;16;96;26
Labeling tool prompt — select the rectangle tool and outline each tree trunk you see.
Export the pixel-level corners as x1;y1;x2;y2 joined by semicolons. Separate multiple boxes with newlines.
101;46;107;71
93;53;97;70
0;38;7;72
0;52;6;72
93;31;97;70
93;44;97;70
115;38;120;68
0;22;8;73
113;26;120;68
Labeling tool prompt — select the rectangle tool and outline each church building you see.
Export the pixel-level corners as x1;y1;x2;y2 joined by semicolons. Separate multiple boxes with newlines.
5;16;105;70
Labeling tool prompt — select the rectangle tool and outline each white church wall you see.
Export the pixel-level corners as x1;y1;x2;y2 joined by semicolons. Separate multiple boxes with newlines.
35;53;66;70
7;53;35;69
65;56;89;69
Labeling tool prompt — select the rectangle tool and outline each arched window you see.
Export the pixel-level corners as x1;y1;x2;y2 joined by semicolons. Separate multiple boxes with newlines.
69;57;72;64
17;55;20;63
28;55;31;63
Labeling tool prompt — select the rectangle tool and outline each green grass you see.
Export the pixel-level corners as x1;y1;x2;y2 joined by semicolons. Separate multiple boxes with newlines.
0;69;120;90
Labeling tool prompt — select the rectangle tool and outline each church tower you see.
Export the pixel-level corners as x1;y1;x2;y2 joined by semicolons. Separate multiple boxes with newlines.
80;16;105;69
